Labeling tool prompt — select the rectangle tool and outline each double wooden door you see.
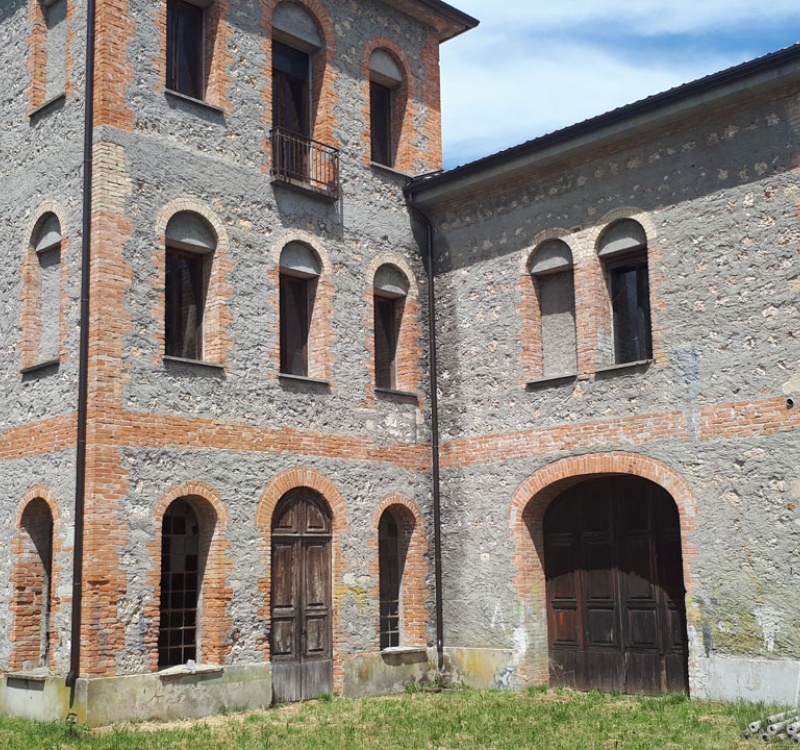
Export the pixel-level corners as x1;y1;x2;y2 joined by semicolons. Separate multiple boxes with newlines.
271;489;332;703
544;476;688;695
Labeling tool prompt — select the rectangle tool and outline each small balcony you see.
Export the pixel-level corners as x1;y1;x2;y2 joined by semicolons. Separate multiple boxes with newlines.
270;127;340;200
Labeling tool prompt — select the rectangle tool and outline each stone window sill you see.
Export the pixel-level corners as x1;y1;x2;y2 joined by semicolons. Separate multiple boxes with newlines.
526;373;577;390
594;358;653;376
21;358;61;378
278;373;331;389
163;356;225;376
29;92;66;122
374;387;419;403
158;663;223;681
164;89;225;116
370;161;411;179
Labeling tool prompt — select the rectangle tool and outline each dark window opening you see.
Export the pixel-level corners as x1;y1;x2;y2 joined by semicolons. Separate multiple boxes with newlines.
379;512;400;649
167;0;205;100
374;294;400;389
370;81;392;167
165;248;206;361
280;273;313;376
273;41;310;137
159;498;200;669
608;253;652;364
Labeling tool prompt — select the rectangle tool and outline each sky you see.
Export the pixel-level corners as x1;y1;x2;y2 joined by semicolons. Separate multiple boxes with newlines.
439;1;800;169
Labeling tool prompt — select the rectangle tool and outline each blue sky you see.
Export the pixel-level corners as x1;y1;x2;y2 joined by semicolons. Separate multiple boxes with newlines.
439;1;800;168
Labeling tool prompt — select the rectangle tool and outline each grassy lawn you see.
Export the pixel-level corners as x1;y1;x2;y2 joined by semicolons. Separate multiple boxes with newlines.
0;687;768;749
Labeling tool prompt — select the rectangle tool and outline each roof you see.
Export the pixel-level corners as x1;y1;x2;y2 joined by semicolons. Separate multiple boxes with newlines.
380;0;478;42
407;42;800;206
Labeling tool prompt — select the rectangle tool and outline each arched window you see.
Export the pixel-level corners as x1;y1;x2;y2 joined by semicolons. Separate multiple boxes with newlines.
529;240;577;378
32;212;62;364
598;220;652;364
279;242;321;377
158;497;208;668
12;499;54;670
373;264;409;390
369;50;403;168
164;211;216;361
378;509;402;649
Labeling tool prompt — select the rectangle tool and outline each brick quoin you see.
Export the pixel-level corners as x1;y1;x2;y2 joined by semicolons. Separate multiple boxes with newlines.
255;467;349;691
508;452;699;686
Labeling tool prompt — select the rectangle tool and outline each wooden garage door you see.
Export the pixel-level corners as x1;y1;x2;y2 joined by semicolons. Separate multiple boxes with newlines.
271;488;333;703
544;476;688;695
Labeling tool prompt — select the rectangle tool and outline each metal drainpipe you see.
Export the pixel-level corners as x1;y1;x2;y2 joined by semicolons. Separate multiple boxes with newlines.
404;188;445;673
66;0;96;691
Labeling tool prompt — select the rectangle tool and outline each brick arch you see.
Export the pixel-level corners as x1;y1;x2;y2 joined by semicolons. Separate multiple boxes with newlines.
20;201;70;371
144;482;232;670
509;452;698;686
9;486;64;672
363;254;423;401
255;467;349;689
269;232;335;382
360;38;415;171
261;0;338;147
369;495;428;649
588;207;659;249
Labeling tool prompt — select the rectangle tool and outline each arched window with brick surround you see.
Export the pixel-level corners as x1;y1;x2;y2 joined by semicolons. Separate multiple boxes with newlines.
529;239;577;378
373;264;410;391
11;498;54;670
164;211;217;362
158;495;218;668
368;49;405;169
279;242;321;378
598;219;652;365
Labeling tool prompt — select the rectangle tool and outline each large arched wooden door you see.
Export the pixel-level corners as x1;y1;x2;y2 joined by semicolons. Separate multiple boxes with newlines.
271;488;332;702
544;476;688;695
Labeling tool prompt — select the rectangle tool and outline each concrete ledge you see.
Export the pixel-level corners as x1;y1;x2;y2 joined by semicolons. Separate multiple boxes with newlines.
692;655;800;705
342;649;437;697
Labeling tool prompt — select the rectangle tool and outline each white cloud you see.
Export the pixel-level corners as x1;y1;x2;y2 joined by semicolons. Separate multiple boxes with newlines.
439;2;800;167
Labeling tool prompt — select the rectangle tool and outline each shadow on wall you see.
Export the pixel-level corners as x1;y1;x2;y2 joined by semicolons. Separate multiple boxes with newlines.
0;0;26;24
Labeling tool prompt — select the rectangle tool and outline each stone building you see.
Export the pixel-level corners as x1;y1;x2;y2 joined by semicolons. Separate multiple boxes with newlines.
2;0;800;726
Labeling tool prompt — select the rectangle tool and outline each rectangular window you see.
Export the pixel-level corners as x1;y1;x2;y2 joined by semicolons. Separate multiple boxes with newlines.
370;81;392;167
374;295;398;389
165;249;205;360
280;274;312;376
609;254;652;364
272;41;310;137
167;0;205;100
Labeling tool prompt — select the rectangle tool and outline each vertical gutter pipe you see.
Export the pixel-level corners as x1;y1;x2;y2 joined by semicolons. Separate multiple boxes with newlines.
404;188;445;673
66;0;96;690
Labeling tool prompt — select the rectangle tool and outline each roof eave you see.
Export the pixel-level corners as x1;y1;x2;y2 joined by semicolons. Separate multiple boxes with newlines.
379;0;478;42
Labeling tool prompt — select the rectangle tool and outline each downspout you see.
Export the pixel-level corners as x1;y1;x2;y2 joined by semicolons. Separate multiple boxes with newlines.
66;0;96;690
404;188;445;673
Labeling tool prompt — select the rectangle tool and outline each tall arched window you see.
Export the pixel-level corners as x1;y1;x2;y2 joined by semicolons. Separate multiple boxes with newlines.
32;212;62;365
369;50;404;168
12;498;54;670
164;211;217;361
530;239;577;378
378;509;402;649
158;497;210;668
373;264;409;391
598;220;652;364
279;242;321;377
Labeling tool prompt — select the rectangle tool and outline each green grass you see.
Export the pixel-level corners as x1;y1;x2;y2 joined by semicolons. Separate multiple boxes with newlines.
0;688;772;749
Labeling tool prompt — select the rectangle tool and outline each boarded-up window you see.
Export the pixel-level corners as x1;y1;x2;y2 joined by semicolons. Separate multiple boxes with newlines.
33;213;62;363
530;240;577;377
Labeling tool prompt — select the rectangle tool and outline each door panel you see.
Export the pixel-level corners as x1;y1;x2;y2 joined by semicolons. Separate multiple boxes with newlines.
544;476;688;695
271;489;332;703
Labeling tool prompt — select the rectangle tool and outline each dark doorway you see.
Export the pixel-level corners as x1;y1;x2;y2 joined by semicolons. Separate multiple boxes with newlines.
271;488;333;702
544;475;688;695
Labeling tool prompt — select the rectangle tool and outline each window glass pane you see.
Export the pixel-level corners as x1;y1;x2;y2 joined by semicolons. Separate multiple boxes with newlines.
374;295;397;389
280;274;310;376
370;81;392;166
272;41;310;135
610;257;651;363
168;0;204;99
165;250;204;360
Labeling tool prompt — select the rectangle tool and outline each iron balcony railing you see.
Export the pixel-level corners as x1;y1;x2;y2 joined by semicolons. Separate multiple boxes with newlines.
270;127;340;199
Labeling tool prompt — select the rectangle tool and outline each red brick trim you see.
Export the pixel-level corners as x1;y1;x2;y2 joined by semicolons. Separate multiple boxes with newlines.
255;467;349;690
144;482;232;670
508;452;698;685
9;487;64;672
369;495;429;649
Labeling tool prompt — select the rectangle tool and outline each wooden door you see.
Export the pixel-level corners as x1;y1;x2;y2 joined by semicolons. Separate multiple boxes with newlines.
271;488;332;703
544;476;688;695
